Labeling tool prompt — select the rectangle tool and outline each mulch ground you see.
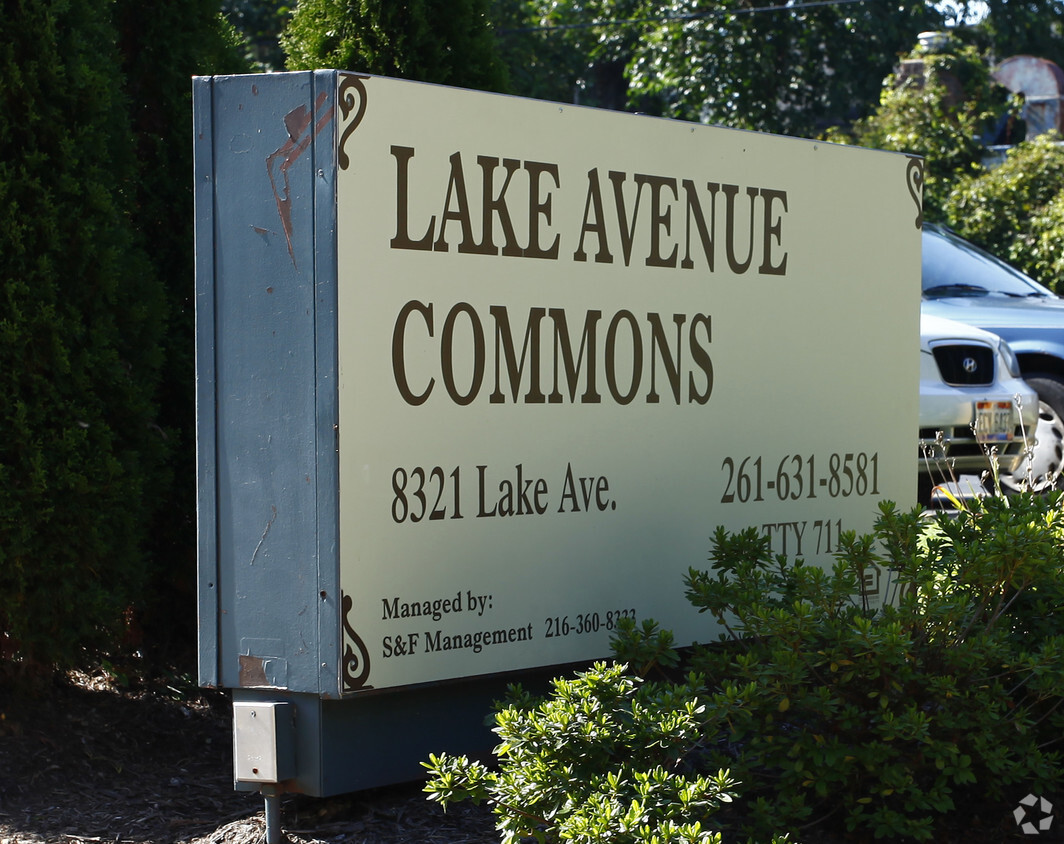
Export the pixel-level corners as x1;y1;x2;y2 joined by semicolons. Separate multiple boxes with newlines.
0;669;496;844
0;668;1060;844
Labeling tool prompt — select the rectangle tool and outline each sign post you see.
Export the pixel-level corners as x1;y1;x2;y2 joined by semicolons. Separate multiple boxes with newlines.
195;69;922;798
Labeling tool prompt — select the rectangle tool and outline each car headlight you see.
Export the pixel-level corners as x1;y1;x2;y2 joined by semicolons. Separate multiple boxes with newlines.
998;338;1023;378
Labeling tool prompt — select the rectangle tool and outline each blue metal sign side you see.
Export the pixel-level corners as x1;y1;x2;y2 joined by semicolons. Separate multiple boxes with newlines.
195;71;341;695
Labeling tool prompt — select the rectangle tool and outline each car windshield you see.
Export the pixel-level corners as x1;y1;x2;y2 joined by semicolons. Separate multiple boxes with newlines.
922;226;1054;299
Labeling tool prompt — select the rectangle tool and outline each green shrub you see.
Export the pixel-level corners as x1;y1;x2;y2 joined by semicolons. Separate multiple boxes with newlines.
426;492;1064;842
0;1;247;677
281;0;509;93
0;0;168;673
945;132;1064;290
425;661;792;843
110;0;248;666
842;44;1004;220
681;496;1064;840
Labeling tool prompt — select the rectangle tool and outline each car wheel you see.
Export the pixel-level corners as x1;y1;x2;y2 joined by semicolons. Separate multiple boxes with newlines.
1006;374;1064;491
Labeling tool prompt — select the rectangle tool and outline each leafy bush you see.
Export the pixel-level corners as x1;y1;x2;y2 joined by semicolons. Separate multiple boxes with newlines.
281;0;509;93
425;661;791;844
426;492;1064;842
841;43;1005;220
679;496;1064;840
945;133;1064;291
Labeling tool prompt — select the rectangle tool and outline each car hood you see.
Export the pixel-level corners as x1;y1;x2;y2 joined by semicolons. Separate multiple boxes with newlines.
921;295;1064;331
919;311;1003;348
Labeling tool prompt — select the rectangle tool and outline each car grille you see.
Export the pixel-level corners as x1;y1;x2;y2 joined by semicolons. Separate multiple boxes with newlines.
919;425;1026;467
931;344;994;386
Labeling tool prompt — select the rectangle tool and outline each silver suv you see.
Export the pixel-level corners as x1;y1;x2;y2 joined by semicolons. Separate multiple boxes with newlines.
920;313;1037;499
921;224;1064;488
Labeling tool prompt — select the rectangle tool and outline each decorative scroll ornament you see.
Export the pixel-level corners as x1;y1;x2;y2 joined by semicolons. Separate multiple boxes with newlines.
341;592;373;692
906;156;924;230
338;74;369;171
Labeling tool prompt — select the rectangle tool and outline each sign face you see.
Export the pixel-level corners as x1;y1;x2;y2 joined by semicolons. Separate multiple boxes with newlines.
334;73;921;693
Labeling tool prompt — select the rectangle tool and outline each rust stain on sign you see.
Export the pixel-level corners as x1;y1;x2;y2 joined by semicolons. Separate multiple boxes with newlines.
239;654;269;686
266;92;334;268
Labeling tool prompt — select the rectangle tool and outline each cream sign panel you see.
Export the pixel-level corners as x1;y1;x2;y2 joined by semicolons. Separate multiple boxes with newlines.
334;73;921;693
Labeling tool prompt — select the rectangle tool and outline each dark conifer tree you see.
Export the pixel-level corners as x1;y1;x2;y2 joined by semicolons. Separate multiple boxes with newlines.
0;0;245;673
110;0;245;664
0;0;166;669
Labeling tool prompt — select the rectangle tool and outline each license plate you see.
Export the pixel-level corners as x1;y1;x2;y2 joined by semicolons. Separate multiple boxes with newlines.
975;400;1014;443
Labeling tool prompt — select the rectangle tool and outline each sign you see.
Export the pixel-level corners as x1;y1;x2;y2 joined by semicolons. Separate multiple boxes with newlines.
331;73;921;693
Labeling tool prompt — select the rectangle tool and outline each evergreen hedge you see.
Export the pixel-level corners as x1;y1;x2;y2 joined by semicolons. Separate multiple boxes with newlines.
0;0;244;674
0;0;166;670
